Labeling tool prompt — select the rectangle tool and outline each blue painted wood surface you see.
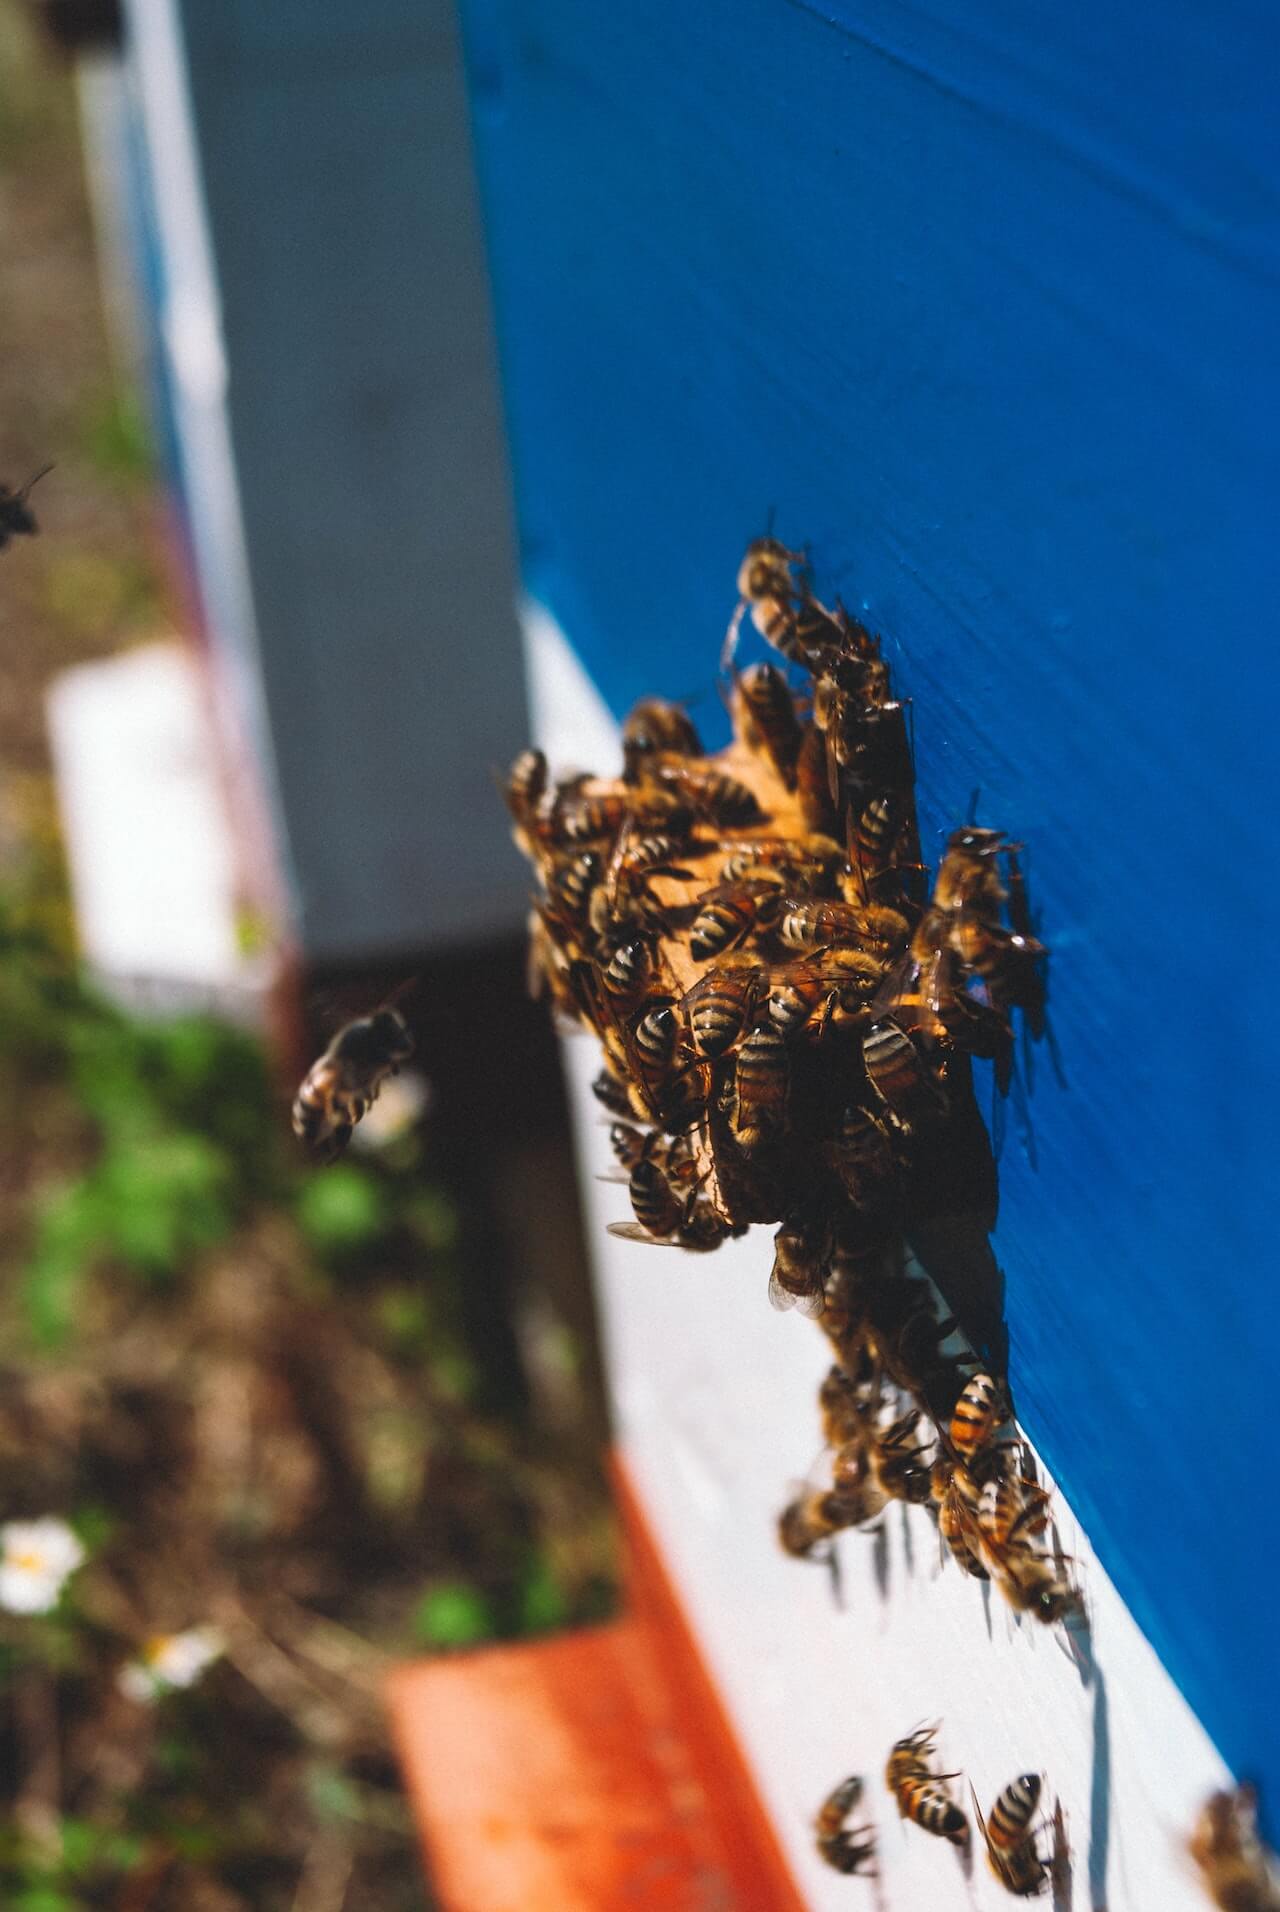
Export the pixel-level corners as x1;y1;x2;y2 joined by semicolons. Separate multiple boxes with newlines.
457;0;1280;1813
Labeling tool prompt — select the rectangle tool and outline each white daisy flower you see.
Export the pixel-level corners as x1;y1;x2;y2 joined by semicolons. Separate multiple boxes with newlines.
0;1517;86;1614
118;1626;225;1702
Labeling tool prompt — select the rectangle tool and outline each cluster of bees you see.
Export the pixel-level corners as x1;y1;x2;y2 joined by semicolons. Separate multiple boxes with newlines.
814;1727;1058;1894
782;1335;1079;1630
284;532;1277;1909
501;536;1093;1891
505;534;1074;1606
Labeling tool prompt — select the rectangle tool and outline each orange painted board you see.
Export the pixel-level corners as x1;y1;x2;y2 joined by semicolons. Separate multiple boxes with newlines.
609;1455;805;1912
387;1446;806;1910
388;1619;759;1910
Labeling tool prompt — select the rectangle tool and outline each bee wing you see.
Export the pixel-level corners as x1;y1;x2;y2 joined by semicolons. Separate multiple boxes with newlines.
843;804;869;906
606;1221;673;1246
825;719;842;804
720;599;746;677
768;1267;826;1317
921;943;955;1016
869;945;915;1016
969;1783;992;1854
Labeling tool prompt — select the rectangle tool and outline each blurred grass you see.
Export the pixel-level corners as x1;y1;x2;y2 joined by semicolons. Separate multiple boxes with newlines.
0;877;614;1911
0;5;613;1905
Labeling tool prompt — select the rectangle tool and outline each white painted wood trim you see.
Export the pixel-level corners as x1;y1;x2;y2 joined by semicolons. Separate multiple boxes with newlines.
123;0;294;924
522;597;1227;1911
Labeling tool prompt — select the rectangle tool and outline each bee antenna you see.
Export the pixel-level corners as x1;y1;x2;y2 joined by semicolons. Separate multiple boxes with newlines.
19;463;54;499
966;786;982;825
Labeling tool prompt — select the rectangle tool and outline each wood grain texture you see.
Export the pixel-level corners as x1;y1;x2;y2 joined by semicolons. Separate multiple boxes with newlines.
459;0;1280;1821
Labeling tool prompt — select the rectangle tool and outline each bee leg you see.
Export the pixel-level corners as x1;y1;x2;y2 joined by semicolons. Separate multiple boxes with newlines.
1044;1012;1069;1090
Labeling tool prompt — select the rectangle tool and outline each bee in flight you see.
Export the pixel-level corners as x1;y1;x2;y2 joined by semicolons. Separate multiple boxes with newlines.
292;1001;416;1163
0;464;53;553
972;1774;1050;1896
815;1774;877;1876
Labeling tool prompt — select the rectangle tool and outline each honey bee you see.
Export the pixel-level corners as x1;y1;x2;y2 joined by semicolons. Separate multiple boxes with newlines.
730;537;844;672
719;832;842;887
621;697;702;779
622;997;713;1133
591;1066;635;1118
682;958;767;1057
947;909;1046;1013
812;652;910;807
675;1200;745;1253
731;1023;790;1150
978;1466;1052;1552
505;746;547;821
539;782;631;847
606;1121;698;1194
980;1528;1083;1625
795;725;839;833
612;1154;685;1238
948;1372;1004;1463
848;791;909;896
868;1406;933;1504
827;1101;899;1209
608;1159;739;1254
606;1121;652;1170
0;464;52;552
861;1019;947;1132
818;1357;874;1447
719;833;838;883
934;824;1008;913
972;1775;1049;1896
780;898;910;957
601;828;696;918
765;961;832;1038
571;961;700;1129
644;755;764;827
767;951;885;1042
815;1775;877;1877
292;1004;415;1163
735;661;804;788
768;1208;829;1315
885;1725;969;1848
599;938;655;1014
688;879;784;961
934;1464;990;1578
778;1482;878;1556
1190;1786;1280;1912
549;848;602;931
631;997;680;1079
